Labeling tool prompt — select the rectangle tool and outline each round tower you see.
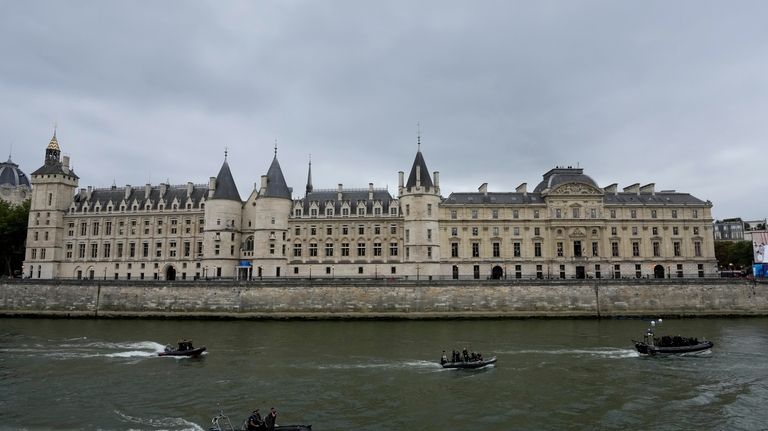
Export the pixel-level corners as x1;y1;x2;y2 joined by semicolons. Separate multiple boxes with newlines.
250;152;292;278
398;141;441;280
202;154;243;279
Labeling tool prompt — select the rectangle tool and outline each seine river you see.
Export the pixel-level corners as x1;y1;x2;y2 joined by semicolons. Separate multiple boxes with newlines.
1;317;767;430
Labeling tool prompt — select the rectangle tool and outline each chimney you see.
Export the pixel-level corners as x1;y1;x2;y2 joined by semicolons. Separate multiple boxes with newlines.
160;183;167;197
145;183;151;199
337;184;343;201
433;171;440;190
368;183;374;200
640;183;655;195
260;175;268;193
187;182;193;196
623;183;640;195
208;177;216;198
478;183;488;195
79;188;87;200
516;183;527;194
604;183;618;195
398;171;404;190
125;185;132;200
62;155;70;170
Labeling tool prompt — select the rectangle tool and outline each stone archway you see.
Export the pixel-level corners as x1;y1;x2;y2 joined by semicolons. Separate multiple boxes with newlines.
166;266;177;281
654;264;665;279
491;265;503;280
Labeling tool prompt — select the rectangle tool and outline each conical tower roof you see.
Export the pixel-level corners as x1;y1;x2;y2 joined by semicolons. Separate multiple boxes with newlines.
406;150;433;188
212;158;242;201
263;156;291;199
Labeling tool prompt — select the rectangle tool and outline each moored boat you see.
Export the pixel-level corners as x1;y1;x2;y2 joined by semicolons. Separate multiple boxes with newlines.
159;339;207;357
632;319;713;356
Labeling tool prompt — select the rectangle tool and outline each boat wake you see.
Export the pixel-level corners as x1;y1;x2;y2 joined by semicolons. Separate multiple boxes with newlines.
1;339;169;360
503;347;639;359
315;359;441;370
115;410;205;431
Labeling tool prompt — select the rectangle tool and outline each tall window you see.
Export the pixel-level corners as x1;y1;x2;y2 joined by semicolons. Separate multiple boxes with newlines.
632;242;640;257
534;242;542;257
451;243;459;258
492;242;500;257
357;242;366;256
611;242;619;257
472;242;480;258
653;241;660;257
694;241;702;257
556;242;564;257
513;242;521;257
673;241;681;257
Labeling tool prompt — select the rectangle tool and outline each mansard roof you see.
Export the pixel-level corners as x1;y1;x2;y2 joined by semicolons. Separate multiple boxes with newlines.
296;188;395;213
443;192;544;205
603;192;708;206
406;150;433;188
212;159;242;201
71;183;208;211
262;157;292;199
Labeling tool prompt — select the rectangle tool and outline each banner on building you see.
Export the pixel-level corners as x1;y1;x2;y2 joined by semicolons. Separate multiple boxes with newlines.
753;231;768;264
754;264;766;279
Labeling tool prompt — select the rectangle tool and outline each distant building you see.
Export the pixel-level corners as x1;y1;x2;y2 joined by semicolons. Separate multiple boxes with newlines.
23;132;718;280
0;156;31;206
713;218;745;241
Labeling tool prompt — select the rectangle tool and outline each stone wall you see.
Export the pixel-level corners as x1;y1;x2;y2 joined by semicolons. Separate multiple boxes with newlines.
1;278;766;319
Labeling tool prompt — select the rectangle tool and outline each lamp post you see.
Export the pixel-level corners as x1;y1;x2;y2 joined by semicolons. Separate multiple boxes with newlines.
332;265;335;279
416;264;420;281
375;264;378;280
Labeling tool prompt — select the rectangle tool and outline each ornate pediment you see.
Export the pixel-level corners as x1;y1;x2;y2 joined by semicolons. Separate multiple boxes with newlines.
551;183;602;195
569;227;587;238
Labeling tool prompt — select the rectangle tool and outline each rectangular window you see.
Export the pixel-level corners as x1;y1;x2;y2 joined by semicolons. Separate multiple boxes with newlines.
694;241;702;257
513;210;519;219
556;242;564;257
515;264;522;279
341;243;350;256
513;227;520;236
184;242;190;257
389;242;398;256
358;225;365;235
610;210;616;219
66;243;73;259
310;226;317;235
309;243;318;257
493;242;500;257
590;208;597;218
103;243;111;258
142;243;149;258
614;264;621;279
595;264;601;279
592;242;599;257
611;227;617;236
536;264;543;279
472;227;478;236
451;227;458;236
471;209;478;219
534;242;542;257
559;264;566;279
117;242;123;258
492;227;499;236
653;241;660;257
693;226;699;235
672;210;678;219
572;207;580;218
573;240;582;257
79;243;86;258
91;243;98;258
652;227;658;236
450;210;457;219
357;243;366;256
651;210;657;219
693;209;699;218
293;244;302;257
513;242;521;257
427;204;432;216
632;226;638;236
325;243;334;257
534;210;540;219
129;242;136;258
632;242;640;257
327;226;334;235
534;227;540;236
105;221;112;235
630;210;637;219
390;224;397;234
698;263;704;277
342;225;348;235
635;264;642;278
677;264;683;278
492;209;498;219
674;241;681;257
427;229;432;241
373;243;382;256
80;222;87;236
555;209;562;219
611;242;619;257
472;242;479;258
451;243;459;258
473;265;480;279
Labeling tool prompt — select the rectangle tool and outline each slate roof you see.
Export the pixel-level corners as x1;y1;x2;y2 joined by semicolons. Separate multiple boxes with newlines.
406;151;433;188
296;189;395;213
212;160;242;201
443;191;706;206
0;158;30;187
533;167;598;193
71;184;208;211
262;157;292;199
443;192;545;205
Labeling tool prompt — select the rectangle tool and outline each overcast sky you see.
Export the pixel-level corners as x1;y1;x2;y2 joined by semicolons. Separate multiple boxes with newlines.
2;1;766;220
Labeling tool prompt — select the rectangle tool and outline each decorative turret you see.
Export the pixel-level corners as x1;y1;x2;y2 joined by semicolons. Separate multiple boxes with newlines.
305;156;313;196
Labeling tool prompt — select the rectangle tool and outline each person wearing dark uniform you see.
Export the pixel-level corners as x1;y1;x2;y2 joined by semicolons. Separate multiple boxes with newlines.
265;407;277;431
247;409;264;431
440;350;448;364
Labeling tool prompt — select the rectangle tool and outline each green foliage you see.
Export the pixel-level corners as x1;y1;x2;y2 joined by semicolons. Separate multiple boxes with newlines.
0;199;30;276
714;240;754;271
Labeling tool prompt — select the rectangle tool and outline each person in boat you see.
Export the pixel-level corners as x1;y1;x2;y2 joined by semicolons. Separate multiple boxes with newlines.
164;344;172;353
440;351;448;365
265;407;277;431
462;348;469;362
247;409;265;431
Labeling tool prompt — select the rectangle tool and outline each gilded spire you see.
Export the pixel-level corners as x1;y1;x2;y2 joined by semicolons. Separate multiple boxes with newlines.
47;129;60;151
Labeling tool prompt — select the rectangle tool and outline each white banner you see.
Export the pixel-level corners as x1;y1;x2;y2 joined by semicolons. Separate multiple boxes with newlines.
754;231;768;263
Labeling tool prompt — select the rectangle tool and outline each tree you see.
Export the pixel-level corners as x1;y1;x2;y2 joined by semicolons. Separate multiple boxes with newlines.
0;199;30;276
714;240;754;272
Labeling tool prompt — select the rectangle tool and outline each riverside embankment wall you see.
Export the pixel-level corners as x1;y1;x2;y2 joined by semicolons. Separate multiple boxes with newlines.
1;278;766;319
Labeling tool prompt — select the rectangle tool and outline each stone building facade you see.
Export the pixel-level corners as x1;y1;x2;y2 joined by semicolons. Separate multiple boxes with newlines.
23;133;717;280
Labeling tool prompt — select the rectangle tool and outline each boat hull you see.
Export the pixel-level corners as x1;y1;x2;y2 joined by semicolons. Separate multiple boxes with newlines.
158;347;207;357
441;356;497;369
633;340;713;356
